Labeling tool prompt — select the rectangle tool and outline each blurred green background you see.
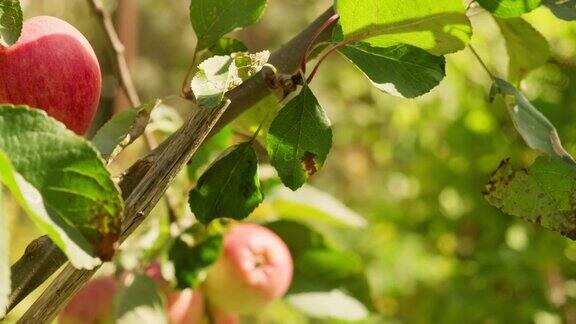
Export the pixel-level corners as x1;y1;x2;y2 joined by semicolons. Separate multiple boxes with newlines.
8;0;576;323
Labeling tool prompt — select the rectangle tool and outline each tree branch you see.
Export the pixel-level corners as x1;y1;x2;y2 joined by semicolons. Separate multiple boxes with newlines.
5;6;336;320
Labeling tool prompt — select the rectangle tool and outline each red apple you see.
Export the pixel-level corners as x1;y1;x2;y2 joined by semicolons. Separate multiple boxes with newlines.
0;16;101;134
145;261;206;324
210;307;240;324
166;288;205;324
59;276;116;324
204;223;293;314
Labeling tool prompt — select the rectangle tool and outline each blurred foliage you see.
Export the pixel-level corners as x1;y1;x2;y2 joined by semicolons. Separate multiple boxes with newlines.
7;0;576;323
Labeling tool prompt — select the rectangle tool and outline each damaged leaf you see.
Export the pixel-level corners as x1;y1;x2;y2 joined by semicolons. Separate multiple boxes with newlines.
484;156;576;239
191;51;270;109
492;78;574;163
267;85;333;190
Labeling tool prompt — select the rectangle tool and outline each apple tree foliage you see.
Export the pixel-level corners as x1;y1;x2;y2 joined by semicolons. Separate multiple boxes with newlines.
2;0;576;321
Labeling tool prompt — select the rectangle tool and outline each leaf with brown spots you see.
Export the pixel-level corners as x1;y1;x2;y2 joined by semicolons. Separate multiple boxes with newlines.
0;106;123;266
267;85;333;191
484;156;576;239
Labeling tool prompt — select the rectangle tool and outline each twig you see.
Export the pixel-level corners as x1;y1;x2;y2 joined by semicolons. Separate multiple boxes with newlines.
182;48;200;100
307;39;354;84
300;13;340;75
5;6;337;318
86;0;179;220
468;45;496;81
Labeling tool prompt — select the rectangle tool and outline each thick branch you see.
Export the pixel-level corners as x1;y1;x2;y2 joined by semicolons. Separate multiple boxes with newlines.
6;6;336;319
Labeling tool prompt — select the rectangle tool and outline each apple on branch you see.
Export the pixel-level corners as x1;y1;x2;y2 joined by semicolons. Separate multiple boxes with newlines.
204;223;294;315
0;16;101;135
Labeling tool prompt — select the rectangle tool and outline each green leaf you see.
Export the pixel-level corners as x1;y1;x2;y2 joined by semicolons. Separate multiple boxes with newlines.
492;79;574;161
190;0;266;50
169;231;223;289
484;156;576;239
0;106;123;260
0;0;22;46
115;274;167;324
545;0;576;20
266;220;374;311
477;0;542;17
287;290;369;321
336;0;472;55
339;42;446;98
267;85;333;191
0;183;8;319
268;184;368;228
189;142;264;224
495;18;550;83
208;37;248;56
191;51;270;109
0;150;99;269
92;100;162;161
187;127;233;182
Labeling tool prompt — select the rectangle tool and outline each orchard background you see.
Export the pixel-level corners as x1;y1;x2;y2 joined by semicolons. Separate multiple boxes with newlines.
4;0;576;323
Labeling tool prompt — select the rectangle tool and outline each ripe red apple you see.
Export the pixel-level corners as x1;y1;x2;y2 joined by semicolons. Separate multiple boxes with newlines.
166;288;205;324
0;16;101;134
204;223;293;314
145;261;207;324
59;276;116;324
210;307;240;324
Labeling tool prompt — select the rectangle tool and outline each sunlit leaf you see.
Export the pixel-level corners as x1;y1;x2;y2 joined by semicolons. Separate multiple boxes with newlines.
495;18;549;83
287;290;369;321
336;0;472;55
485;157;576;239
0;0;22;46
190;0;266;50
267;184;367;228
340;42;446;98
233;94;281;143
189;142;264;224
267;85;333;191
0;106;123;261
